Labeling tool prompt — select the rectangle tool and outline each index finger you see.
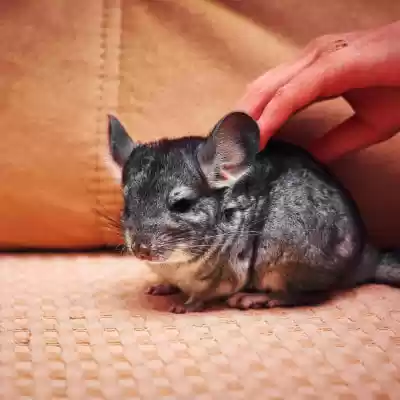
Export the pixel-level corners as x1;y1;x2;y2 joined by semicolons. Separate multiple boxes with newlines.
257;60;334;148
235;49;319;120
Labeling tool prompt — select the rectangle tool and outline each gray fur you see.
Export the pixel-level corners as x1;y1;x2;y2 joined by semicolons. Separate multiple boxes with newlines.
108;112;400;312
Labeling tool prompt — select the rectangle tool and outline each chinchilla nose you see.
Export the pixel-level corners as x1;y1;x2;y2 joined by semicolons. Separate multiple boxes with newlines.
133;239;153;261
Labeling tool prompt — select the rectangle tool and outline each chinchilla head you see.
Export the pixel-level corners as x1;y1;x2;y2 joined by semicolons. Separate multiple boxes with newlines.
107;112;260;267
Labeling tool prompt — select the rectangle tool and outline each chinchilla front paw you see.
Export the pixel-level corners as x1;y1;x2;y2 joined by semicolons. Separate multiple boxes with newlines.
146;284;181;296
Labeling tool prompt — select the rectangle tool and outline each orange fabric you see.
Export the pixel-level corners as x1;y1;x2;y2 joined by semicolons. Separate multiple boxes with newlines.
1;1;400;249
0;0;122;249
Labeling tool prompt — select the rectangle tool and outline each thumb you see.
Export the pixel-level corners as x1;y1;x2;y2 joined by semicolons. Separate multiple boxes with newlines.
309;87;400;163
307;115;390;164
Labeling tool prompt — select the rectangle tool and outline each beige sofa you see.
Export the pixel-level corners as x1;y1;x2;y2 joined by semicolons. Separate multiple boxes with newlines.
0;1;399;398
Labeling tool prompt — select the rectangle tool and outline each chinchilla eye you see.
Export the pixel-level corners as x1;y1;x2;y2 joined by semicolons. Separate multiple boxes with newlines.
222;207;236;222
168;187;197;213
169;197;195;213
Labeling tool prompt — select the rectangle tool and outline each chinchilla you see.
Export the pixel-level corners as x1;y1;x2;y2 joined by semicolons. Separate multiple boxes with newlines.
108;111;400;313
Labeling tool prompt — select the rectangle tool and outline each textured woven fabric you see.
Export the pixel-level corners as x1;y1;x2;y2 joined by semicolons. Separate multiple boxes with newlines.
0;254;399;399
1;0;400;249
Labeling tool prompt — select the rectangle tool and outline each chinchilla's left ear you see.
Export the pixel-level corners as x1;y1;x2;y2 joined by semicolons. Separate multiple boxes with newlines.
196;111;260;188
107;114;137;168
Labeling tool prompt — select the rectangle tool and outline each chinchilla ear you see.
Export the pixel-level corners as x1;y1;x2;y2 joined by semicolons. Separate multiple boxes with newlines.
107;114;136;167
196;111;260;188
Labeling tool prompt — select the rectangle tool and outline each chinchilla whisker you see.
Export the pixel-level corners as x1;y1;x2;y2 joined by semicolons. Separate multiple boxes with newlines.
160;233;261;248
115;244;128;255
199;233;260;241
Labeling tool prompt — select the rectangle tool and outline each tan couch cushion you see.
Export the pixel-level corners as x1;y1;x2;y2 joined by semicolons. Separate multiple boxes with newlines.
1;0;400;249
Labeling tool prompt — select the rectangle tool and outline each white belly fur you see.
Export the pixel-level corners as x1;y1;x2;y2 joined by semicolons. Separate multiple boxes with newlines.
146;249;247;299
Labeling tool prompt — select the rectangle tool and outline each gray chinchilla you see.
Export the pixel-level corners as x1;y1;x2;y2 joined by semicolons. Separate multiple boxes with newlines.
108;111;400;313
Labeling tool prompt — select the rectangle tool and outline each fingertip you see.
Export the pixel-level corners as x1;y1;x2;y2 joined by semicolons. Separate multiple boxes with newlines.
257;69;324;143
257;104;291;146
259;134;270;151
234;98;261;120
306;115;381;164
257;122;273;150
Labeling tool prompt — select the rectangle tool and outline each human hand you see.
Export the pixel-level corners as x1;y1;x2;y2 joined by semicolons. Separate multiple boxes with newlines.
236;20;400;163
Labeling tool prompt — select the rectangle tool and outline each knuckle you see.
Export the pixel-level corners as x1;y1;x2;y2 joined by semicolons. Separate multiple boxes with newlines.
274;85;290;100
270;85;296;114
313;36;349;58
